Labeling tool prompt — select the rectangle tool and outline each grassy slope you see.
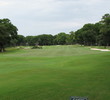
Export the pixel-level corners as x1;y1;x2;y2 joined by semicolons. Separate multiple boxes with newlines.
0;45;110;100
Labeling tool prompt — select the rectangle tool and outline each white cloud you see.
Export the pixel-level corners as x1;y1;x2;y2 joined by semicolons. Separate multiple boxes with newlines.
0;1;11;6
0;0;110;36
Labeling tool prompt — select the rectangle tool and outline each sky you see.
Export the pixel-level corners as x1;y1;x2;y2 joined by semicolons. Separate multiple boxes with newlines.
0;0;110;36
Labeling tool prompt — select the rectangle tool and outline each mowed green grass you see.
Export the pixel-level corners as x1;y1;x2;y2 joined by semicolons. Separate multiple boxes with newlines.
0;45;110;100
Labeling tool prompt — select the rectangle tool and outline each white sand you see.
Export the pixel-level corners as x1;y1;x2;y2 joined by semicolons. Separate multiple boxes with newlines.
91;48;110;51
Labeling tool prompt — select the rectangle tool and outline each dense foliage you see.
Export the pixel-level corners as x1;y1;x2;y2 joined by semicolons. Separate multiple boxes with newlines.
16;14;110;47
75;14;110;47
0;19;18;52
0;14;110;52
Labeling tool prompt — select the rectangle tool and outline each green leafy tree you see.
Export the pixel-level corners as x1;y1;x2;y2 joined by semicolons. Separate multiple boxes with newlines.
100;14;110;47
69;31;76;44
75;23;98;46
25;34;53;46
10;39;18;47
55;32;67;45
93;22;102;46
53;35;58;45
16;35;25;46
75;28;84;45
37;34;53;45
25;36;35;46
0;18;18;52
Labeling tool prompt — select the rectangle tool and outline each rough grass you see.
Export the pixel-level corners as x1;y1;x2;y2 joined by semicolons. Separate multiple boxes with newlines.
0;45;110;100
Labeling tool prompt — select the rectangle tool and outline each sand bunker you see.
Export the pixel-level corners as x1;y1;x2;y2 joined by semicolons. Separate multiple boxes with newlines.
91;48;110;51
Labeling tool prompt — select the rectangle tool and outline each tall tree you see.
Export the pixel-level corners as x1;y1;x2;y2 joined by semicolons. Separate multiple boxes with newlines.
25;36;35;46
75;28;84;45
0;18;18;52
75;23;98;46
69;31;76;44
16;35;25;46
37;34;53;45
55;32;67;45
100;14;110;47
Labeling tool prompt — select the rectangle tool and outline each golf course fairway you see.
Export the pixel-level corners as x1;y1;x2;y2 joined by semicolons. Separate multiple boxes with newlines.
0;45;110;100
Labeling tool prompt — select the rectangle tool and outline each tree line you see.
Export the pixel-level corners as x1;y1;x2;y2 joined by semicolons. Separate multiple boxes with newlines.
0;13;110;52
16;14;110;47
15;31;75;46
75;14;110;47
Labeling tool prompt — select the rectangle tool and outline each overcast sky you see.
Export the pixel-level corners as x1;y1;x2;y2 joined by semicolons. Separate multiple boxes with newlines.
0;0;110;36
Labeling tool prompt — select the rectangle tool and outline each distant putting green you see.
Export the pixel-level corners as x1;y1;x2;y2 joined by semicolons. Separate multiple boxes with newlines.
0;45;110;100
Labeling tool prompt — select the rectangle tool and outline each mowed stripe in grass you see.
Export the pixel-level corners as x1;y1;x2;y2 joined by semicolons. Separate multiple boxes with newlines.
1;45;103;57
0;45;110;100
